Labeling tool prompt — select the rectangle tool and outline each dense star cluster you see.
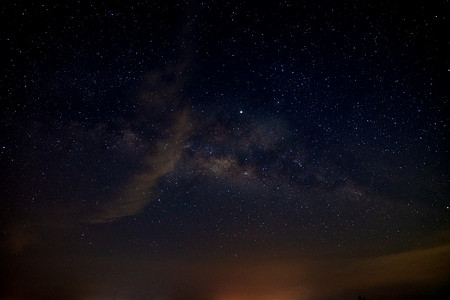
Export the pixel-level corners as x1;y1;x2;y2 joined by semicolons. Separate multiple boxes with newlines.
1;1;449;299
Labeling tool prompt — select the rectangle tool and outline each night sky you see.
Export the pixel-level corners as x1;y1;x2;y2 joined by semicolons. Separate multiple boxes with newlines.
1;1;449;299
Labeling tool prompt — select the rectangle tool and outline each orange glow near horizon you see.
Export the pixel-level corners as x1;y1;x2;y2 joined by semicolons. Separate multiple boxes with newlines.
214;294;299;300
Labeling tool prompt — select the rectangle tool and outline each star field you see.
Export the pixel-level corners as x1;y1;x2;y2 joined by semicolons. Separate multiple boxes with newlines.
1;1;449;299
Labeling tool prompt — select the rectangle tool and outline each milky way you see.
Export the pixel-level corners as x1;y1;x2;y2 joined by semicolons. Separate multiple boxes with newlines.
1;1;449;299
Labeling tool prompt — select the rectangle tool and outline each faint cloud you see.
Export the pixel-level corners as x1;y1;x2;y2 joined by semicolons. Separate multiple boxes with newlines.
87;109;191;223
